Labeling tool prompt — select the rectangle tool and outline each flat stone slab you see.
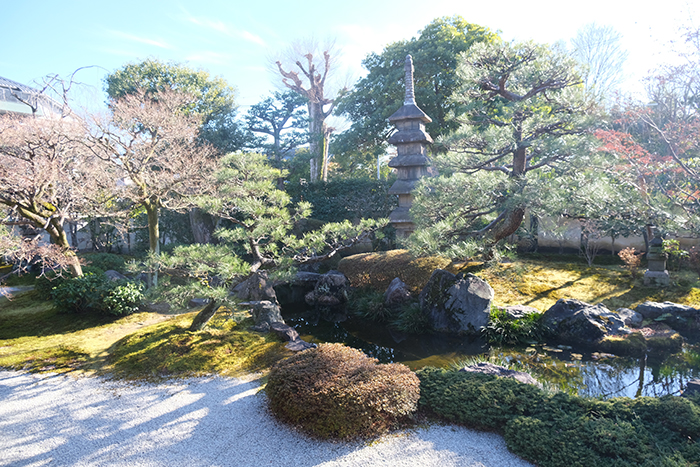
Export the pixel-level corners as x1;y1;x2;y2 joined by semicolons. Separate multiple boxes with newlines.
285;339;317;351
459;362;541;387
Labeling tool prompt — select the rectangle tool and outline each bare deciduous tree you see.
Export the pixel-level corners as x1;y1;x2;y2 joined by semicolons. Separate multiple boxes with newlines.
570;23;628;103
0;225;72;284
85;89;216;287
0;109;108;277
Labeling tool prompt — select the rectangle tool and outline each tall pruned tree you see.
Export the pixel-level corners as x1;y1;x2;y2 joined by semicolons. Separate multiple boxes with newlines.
245;90;308;165
276;41;344;182
410;40;596;253
86;89;216;287
157;152;388;309
334;16;497;170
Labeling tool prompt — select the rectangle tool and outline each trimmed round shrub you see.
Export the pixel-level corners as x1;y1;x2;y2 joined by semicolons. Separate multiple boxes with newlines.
266;343;420;439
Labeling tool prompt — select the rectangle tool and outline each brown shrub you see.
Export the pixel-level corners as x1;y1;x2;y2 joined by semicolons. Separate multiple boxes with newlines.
265;343;420;439
618;247;642;278
337;249;453;292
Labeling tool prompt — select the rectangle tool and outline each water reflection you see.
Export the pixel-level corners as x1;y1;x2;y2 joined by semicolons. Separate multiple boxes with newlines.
283;307;700;399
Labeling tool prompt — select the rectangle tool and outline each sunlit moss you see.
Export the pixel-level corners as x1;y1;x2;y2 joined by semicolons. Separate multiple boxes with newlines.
106;313;289;380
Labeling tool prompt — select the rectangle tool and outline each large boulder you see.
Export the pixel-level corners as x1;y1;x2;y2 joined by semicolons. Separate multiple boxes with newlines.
269;321;300;342
240;300;284;330
384;277;411;306
274;272;321;306
104;270;128;281
232;272;278;303
243;303;316;352
497;304;540;320
542;299;628;345
304;271;349;308
616;307;644;328
459;362;542;387
419;270;493;334
635;301;699;321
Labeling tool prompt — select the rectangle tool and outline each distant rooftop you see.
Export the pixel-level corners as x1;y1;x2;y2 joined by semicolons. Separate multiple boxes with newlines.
0;76;63;116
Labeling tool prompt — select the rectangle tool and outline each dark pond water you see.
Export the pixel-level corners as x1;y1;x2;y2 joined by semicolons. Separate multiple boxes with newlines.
282;306;700;399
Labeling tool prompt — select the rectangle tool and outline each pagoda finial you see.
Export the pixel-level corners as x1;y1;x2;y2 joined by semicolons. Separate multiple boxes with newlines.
404;55;416;105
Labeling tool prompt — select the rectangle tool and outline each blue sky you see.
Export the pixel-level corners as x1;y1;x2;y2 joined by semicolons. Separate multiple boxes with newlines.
2;0;698;113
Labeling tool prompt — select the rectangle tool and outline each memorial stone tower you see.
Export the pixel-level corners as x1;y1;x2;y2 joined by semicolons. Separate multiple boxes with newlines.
387;55;433;238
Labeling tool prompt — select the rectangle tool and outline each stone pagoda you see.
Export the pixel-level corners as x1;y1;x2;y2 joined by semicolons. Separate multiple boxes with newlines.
387;55;433;238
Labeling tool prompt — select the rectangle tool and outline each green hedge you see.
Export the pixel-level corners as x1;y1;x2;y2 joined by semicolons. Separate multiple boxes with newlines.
286;179;396;223
417;367;700;467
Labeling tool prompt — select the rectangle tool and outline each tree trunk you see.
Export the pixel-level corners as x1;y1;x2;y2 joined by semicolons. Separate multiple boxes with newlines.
48;218;83;277
14;205;83;277
310;158;318;182
308;102;325;182
321;124;332;182
145;199;160;288
487;135;528;244
189;299;218;331
491;207;526;244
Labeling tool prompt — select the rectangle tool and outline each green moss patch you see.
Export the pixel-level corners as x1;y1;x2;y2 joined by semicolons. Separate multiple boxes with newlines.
0;291;287;379
106;312;289;380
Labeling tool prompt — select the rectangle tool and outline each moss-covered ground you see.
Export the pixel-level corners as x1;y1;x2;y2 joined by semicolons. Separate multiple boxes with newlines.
339;250;700;312
0;290;288;379
3;251;698;378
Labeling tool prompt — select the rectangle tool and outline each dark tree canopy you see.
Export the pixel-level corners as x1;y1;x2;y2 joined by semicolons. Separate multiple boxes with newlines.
334;16;498;162
104;59;245;153
244;90;308;164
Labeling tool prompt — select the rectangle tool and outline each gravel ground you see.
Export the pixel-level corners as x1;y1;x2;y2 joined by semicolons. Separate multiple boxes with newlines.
0;370;534;467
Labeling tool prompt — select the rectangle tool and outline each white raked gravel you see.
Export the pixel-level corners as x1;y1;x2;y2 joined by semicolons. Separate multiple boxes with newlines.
0;370;534;467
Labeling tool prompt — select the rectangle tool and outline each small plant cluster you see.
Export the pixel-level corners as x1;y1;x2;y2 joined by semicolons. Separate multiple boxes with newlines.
418;367;700;467
347;289;428;334
80;252;127;274
618;247;642;278
482;308;545;345
663;239;690;272
50;273;144;316
266;343;420;439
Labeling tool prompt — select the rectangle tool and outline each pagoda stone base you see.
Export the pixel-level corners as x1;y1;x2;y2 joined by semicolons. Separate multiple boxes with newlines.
643;270;671;287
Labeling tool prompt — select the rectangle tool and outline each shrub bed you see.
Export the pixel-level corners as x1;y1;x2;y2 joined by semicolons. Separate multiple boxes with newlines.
266;343;420;439
50;273;143;316
417;367;700;467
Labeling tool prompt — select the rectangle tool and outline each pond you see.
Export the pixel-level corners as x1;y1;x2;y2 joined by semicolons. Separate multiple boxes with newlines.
282;306;700;399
